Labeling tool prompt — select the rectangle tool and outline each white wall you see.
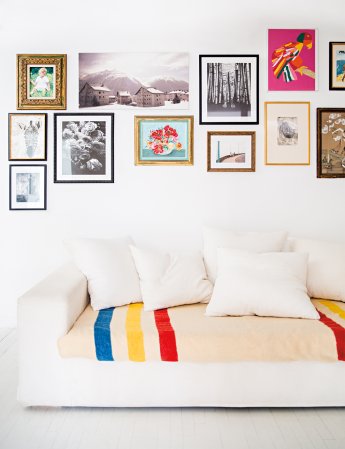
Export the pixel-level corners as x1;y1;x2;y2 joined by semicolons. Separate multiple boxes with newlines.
1;0;344;327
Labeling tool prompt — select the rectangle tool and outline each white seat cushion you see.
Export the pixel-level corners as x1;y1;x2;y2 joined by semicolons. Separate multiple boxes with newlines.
206;248;319;319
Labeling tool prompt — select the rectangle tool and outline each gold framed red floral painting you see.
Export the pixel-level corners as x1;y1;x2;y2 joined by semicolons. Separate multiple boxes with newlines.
134;116;194;165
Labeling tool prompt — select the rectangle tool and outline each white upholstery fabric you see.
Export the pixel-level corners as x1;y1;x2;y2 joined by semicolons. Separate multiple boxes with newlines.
203;226;287;283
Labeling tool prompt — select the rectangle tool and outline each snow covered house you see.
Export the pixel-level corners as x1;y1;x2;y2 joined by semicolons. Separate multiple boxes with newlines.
135;87;165;107
117;91;132;105
79;83;112;107
166;90;189;102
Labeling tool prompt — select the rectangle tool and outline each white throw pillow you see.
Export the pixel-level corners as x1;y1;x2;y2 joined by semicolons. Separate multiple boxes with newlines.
203;226;288;283
130;245;213;311
66;237;141;310
206;249;319;319
290;238;345;302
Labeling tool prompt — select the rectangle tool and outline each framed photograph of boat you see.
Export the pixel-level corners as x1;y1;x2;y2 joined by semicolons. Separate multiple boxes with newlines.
317;108;345;178
199;55;259;125
207;131;255;172
265;102;310;165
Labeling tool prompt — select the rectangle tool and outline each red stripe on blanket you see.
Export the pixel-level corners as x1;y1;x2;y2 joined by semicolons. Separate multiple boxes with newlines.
154;309;178;362
319;311;345;361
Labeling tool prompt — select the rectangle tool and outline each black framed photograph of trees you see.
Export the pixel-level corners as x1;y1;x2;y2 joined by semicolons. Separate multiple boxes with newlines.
199;55;259;125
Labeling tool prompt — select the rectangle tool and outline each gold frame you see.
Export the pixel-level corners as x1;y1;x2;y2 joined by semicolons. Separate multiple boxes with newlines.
265;101;310;166
207;131;255;172
17;54;67;110
134;116;194;166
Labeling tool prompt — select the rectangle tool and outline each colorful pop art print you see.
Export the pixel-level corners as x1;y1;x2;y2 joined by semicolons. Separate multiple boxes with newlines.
17;54;66;110
54;113;114;183
268;29;317;91
207;131;255;172
317;108;345;178
9;165;47;210
79;53;189;110
265;102;310;165
8;113;47;161
199;55;259;125
134;116;193;165
329;42;345;90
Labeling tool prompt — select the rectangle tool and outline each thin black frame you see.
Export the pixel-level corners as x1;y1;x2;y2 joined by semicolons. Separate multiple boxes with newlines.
8;113;48;161
54;113;114;183
9;164;47;210
317;108;345;178
329;42;345;91
199;54;259;125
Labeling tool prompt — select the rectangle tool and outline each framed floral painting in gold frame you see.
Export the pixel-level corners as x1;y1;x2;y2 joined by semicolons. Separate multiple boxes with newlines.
265;101;310;165
17;54;67;110
134;116;194;166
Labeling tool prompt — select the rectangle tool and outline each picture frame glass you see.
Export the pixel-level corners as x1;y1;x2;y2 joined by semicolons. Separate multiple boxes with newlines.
208;132;255;172
27;65;56;99
330;43;345;89
9;114;47;161
318;109;345;177
199;55;258;125
268;29;317;91
54;114;114;182
10;165;46;210
265;102;310;165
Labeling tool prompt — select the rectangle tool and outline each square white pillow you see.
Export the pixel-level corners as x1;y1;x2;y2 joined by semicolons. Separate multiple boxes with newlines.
66;237;141;310
206;248;319;319
203;226;288;283
290;238;345;302
130;245;213;311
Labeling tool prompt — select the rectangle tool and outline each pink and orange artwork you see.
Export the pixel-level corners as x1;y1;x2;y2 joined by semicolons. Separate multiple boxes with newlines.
268;29;316;91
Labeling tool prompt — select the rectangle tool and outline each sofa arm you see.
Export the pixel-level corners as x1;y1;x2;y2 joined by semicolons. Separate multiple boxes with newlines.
17;263;88;406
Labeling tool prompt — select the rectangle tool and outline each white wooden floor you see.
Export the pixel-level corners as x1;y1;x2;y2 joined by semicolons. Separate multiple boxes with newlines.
1;329;345;449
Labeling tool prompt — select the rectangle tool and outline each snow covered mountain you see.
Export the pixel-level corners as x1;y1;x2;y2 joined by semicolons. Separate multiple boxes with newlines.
145;77;189;93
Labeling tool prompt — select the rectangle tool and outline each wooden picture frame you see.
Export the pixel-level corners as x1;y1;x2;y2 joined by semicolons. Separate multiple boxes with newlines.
8;113;47;161
134;116;193;166
265;102;310;165
199;54;259;125
207;131;255;172
317;108;345;178
9;164;47;210
329;42;345;90
17;54;67;110
54;113;114;183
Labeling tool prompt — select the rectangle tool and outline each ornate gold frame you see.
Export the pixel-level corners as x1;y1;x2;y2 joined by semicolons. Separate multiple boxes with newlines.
265;101;310;166
207;131;256;172
134;116;194;166
17;54;67;110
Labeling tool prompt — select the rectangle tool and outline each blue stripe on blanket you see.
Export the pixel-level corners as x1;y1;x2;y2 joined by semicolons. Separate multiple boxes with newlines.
94;308;115;361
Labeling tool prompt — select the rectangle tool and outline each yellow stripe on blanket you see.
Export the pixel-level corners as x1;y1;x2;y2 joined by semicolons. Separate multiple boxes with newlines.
319;300;345;320
126;303;145;362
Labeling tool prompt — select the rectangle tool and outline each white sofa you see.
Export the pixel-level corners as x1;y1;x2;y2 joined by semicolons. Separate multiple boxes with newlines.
17;263;345;407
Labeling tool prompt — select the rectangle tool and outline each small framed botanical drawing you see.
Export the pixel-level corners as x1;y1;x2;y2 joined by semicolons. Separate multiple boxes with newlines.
317;108;345;178
329;42;345;90
54;113;114;183
9;165;47;211
134;116;193;165
17;54;67;110
199;55;259;125
265;102;310;165
207;131;255;172
8;113;47;161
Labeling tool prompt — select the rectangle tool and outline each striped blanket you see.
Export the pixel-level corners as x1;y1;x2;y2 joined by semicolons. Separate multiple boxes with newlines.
58;299;345;363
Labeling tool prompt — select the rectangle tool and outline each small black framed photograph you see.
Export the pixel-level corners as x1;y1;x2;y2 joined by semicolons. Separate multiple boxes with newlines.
199;54;259;125
54;113;114;183
9;164;47;210
329;42;345;90
8;113;47;161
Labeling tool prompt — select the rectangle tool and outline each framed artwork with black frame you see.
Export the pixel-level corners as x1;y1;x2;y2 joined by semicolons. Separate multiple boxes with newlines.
8;113;47;161
317;108;345;178
329;42;345;90
199;54;259;125
9;164;47;211
54;113;114;183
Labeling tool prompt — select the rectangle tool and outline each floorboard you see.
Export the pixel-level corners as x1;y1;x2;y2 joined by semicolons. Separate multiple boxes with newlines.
0;329;345;449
